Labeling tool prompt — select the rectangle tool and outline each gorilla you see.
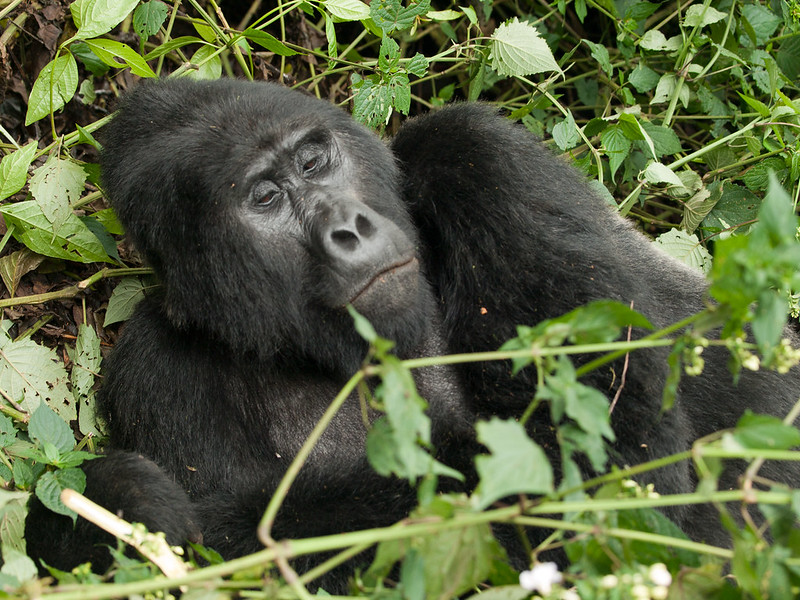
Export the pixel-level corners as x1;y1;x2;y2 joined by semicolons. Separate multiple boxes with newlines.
26;78;800;588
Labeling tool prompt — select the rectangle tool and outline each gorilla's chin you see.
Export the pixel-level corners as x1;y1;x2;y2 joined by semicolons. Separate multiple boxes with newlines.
350;257;420;318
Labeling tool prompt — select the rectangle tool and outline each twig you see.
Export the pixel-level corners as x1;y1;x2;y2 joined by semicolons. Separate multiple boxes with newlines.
60;489;189;580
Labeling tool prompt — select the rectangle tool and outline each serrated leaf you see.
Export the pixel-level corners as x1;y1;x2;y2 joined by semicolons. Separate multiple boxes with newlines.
628;63;660;93
643;161;683;187
681;186;714;234
241;29;297;56
1;201;112;264
552;110;578;151
0;548;37;583
84;39;156;78
29;405;74;454
683;4;726;28
25;54;79;126
133;0;168;39
654;229;712;273
0;142;38;202
639;29;681;51
406;53;428;77
0;331;73;420
371;0;430;33
489;18;561;77
34;468;86;522
740;3;782;46
29;155;87;233
473;418;553;510
652;73;689;108
0;249;45;297
71;0;140;39
0;494;28;554
600;124;631;182
639;120;683;157
701;182;760;236
325;0;370;21
104;277;146;326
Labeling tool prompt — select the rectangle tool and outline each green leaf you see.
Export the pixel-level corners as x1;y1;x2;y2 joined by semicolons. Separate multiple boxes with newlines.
639;120;682;157
489;18;561;77
67;324;102;437
472;418;553;510
643;161;683;187
737;92;770;118
29;155;87;233
651;74;689;107
639;29;681;51
25;54;79;126
1;201;113;264
90;207;125;235
241;29;298;56
34;468;86;522
728;412;800;451
740;3;782;46
71;0;140;39
185;45;222;80
83;39;156;78
701;182;760;236
142;36;206;61
371;0;430;34
683;4;726;28
413;519;503;599
324;0;370;21
0;328;73;420
132;0;168;39
0;141;38;202
600;124;631;181
105;277;147;326
582;39;612;78
29;405;74;454
654;230;712;274
776;35;800;80
552;111;578;151
0;548;37;583
628;63;660;93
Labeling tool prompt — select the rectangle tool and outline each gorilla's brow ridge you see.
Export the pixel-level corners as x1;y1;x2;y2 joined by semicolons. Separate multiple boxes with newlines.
243;126;335;182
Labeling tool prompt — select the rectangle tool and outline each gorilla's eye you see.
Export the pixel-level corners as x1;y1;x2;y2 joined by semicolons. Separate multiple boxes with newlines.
303;157;319;173
297;146;327;177
252;181;282;208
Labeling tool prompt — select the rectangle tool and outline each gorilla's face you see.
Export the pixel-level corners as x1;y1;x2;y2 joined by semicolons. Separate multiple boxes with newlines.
236;123;420;320
101;80;432;367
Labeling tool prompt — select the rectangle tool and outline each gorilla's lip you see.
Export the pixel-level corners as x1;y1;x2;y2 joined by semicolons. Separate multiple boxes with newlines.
349;256;419;311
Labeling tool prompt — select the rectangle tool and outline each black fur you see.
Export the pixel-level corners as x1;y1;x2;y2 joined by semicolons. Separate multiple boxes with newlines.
25;79;800;588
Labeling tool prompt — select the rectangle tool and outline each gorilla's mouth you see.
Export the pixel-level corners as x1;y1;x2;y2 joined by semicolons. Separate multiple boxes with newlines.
350;257;420;316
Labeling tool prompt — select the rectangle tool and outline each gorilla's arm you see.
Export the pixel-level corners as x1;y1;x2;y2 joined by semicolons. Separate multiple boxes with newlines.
25;451;200;574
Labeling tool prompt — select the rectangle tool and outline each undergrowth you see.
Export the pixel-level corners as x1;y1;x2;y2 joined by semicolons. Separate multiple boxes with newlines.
0;0;799;597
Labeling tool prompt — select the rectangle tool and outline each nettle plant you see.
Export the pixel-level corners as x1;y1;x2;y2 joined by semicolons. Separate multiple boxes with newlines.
0;0;799;596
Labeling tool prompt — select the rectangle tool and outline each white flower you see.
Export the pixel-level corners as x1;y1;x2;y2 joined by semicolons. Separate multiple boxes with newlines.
648;563;672;587
560;590;580;600
519;562;563;595
600;574;618;589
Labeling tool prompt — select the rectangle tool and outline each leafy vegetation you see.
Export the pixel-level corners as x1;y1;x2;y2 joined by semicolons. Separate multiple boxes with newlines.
0;0;799;597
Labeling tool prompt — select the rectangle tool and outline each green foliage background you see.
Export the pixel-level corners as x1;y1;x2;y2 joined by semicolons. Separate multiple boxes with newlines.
0;0;799;597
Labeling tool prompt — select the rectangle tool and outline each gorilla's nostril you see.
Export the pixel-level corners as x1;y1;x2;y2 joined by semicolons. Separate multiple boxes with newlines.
331;228;359;251
355;213;375;237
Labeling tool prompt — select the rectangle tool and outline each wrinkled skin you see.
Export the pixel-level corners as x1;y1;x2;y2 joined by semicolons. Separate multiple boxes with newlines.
26;79;800;591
